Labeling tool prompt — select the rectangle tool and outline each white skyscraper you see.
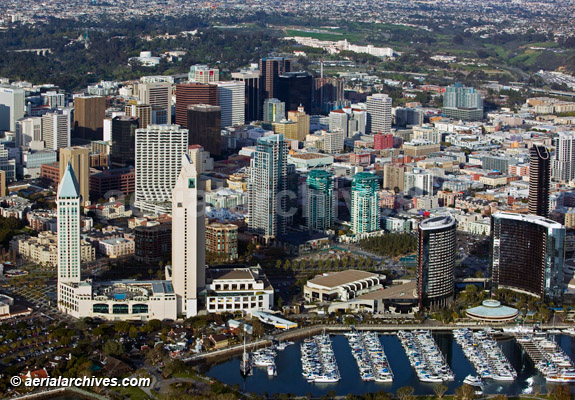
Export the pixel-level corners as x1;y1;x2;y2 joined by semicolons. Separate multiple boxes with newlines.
404;168;434;196
135;124;188;214
247;134;288;241
42;111;71;150
171;155;205;317
57;163;82;314
553;131;575;183
216;81;245;128
0;86;25;132
366;93;392;134
16;117;42;147
189;64;219;83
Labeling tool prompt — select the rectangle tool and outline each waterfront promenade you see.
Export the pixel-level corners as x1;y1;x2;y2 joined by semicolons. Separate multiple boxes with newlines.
185;322;573;363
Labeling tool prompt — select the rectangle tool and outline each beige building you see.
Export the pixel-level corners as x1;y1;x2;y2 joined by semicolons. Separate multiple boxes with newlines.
125;102;152;129
99;238;135;258
272;119;299;141
402;140;441;157
565;208;575;229
383;164;406;191
137;82;172;125
10;232;95;267
171;155;205;318
0;170;5;197
59;147;90;205
287;106;310;141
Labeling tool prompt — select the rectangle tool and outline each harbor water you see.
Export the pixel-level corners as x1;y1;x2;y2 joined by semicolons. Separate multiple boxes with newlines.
205;333;575;397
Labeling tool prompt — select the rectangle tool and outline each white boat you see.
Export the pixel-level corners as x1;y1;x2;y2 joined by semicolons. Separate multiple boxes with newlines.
463;375;484;388
546;370;575;382
314;375;339;383
267;365;276;376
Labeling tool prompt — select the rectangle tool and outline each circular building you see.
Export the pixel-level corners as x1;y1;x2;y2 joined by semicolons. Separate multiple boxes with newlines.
466;300;518;323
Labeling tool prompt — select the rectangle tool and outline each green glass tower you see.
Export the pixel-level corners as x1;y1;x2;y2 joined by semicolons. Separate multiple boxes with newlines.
306;170;334;232
351;172;380;234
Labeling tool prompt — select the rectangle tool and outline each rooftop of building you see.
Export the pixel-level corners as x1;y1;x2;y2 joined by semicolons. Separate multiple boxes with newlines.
356;280;417;301
206;266;272;290
91;279;174;300
289;152;330;160
419;215;456;230
308;269;380;289
492;212;564;229
466;300;518;320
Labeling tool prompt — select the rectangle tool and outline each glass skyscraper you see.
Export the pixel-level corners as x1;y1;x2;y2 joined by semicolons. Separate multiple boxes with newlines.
306;170;334;232
351;172;380;234
491;212;565;302
247;134;288;241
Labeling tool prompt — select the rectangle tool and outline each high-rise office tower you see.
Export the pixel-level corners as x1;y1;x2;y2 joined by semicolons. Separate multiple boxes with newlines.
188;64;219;83
111;116;139;167
395;108;424;127
277;72;313;113
216;81;245;128
57;162;82;314
134;125;188;214
366;93;392;134
232;69;260;122
306;170;334;232
417;215;456;309
171;154;205;317
259;57;292;101
491;212;565;302
351;172;380;234
73;96;106;141
329;110;349;138
383;164;407;192
263;98;285;124
175;83;218;128
59;147;90;205
552;132;575;183
442;84;483;121
0;144;15;182
42;110;71;150
313;77;345;114
186;105;222;156
137;82;172;125
404;168;434;196
287;106;310;142
125;102;151;130
529;145;551;217
188;145;214;175
0;86;25;132
16;116;42;147
247;134;288;241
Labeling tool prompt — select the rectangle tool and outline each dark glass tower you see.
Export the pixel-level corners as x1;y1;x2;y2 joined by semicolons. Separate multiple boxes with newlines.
186;104;222;156
277;72;313;113
529;145;551;217
111;116;139;167
491;212;564;302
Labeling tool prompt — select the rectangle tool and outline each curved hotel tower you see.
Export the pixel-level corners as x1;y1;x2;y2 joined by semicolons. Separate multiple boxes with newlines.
417;215;457;309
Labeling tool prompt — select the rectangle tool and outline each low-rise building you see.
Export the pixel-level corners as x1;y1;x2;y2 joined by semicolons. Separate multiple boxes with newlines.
303;270;384;302
99;237;135;258
10;232;95;267
205;266;274;314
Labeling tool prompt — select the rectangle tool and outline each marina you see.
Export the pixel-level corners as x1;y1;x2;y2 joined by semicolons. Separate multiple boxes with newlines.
345;331;393;382
454;328;517;381
516;334;575;382
207;333;573;397
397;330;454;383
301;333;341;383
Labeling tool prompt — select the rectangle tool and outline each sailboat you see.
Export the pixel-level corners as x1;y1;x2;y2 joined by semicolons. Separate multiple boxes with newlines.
240;335;251;376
